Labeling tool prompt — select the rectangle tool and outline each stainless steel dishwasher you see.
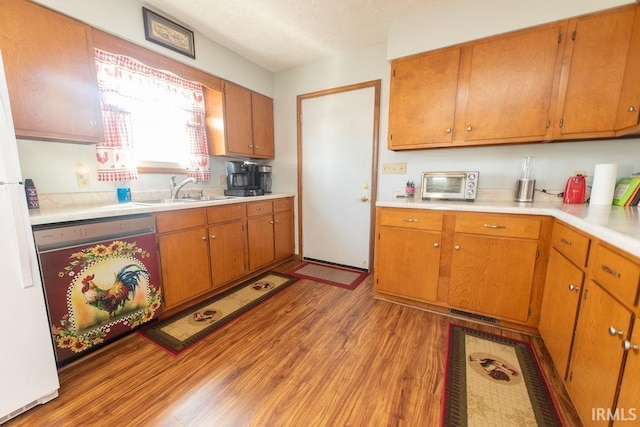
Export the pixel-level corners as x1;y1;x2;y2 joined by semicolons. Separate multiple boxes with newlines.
33;214;162;366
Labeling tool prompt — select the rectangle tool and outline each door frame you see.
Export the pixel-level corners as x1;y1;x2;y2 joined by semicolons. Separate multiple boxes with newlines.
296;80;381;270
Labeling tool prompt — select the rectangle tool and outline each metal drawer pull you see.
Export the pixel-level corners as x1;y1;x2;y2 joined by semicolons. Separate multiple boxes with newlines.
433;242;440;248
601;264;621;278
483;223;506;229
623;340;639;351
568;284;580;291
402;218;419;222
560;238;572;246
454;245;460;251
608;326;624;337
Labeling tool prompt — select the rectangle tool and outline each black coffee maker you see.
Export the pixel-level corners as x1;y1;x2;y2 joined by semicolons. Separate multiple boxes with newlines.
224;161;264;196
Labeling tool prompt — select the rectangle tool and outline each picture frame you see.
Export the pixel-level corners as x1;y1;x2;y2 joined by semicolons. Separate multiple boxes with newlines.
142;7;195;59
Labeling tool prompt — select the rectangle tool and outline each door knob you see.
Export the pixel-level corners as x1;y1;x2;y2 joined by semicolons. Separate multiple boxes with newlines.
608;326;624;337
568;284;580;291
623;340;639;351
360;195;369;202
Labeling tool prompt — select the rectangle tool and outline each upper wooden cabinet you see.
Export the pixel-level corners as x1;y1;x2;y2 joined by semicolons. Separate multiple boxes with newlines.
0;0;103;143
211;81;275;159
553;5;639;139
388;3;640;149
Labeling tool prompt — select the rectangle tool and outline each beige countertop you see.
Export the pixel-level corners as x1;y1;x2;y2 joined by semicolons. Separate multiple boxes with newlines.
29;193;295;226
377;197;640;258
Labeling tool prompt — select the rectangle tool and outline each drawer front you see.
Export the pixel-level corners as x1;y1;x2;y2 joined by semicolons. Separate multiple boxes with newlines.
156;208;206;233
246;200;273;217
274;197;293;212
590;243;640;308
379;208;443;231
454;213;541;239
207;204;245;224
551;222;590;268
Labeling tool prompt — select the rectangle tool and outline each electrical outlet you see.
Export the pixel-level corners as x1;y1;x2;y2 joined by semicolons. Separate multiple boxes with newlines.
382;163;398;174
397;162;407;174
76;165;89;188
219;175;227;185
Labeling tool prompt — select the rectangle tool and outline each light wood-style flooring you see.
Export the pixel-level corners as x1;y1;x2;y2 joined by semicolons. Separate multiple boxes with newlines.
7;260;581;426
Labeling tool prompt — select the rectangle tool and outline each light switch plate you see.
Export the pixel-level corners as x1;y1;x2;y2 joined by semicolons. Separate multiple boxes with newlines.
382;163;397;174
397;162;407;174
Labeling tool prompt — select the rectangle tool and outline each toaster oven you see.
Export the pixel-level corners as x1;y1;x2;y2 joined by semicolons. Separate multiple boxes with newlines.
421;171;479;201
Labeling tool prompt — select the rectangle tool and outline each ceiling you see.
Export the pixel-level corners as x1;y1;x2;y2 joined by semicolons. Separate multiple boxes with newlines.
142;0;453;72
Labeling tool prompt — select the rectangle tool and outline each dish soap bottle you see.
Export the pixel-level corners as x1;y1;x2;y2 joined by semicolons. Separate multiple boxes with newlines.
24;178;39;209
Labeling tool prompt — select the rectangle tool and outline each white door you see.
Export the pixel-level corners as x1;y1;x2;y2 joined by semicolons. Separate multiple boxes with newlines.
300;82;379;270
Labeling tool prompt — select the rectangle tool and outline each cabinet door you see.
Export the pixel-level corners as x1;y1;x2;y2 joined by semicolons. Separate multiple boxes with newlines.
538;248;584;379
247;215;275;271
223;81;253;156
274;210;294;260
252;92;275;158
158;228;212;308
375;227;441;302
387;49;460;149
458;24;563;143
448;235;537;322
0;0;102;142
614;317;640;426
555;6;636;139
209;221;246;289
567;280;633;426
615;6;640;133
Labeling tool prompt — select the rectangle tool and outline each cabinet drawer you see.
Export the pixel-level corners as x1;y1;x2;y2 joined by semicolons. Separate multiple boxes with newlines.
590;243;640;308
207;204;245;224
273;197;293;212
551;222;590;268
246;201;273;217
379;208;443;231
454;213;541;239
156;208;206;233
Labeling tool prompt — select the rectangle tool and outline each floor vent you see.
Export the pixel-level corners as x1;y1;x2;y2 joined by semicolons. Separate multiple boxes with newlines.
449;309;499;325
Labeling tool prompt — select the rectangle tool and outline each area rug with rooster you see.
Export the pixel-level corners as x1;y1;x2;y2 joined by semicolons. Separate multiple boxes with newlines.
140;271;297;354
442;324;562;426
286;261;368;290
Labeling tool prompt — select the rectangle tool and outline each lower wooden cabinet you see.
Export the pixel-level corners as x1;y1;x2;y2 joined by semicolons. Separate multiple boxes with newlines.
614;317;640;426
207;204;247;289
374;208;443;302
247;198;294;271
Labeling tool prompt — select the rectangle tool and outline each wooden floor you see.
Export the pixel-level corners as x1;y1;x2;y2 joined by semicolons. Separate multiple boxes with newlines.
7;260;581;426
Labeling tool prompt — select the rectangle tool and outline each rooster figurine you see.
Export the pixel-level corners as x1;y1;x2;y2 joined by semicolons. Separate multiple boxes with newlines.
81;264;149;318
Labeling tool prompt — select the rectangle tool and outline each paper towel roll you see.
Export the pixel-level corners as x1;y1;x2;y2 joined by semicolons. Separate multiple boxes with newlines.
590;164;618;205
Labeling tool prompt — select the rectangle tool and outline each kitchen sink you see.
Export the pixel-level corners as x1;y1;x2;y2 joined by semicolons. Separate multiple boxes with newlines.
99;196;235;209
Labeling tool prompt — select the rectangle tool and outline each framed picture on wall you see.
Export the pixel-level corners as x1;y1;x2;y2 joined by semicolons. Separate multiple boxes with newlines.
142;7;196;59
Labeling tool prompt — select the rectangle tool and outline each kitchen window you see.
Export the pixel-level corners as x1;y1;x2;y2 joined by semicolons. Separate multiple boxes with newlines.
94;48;210;182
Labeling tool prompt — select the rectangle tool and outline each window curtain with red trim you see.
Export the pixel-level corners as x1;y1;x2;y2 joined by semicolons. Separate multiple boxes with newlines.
93;48;210;182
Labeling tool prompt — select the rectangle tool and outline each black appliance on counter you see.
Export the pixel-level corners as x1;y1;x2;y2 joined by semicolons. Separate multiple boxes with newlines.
224;161;265;197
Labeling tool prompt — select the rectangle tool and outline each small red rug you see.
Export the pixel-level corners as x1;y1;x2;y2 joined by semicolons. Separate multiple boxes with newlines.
286;261;368;290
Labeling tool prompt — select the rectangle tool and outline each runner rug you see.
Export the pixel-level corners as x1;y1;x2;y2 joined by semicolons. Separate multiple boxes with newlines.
139;271;297;354
442;324;563;427
286;261;368;290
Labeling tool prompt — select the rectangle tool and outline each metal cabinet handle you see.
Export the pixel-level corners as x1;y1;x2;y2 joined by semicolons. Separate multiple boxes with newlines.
433;242;440;248
602;264;621;278
568;284;580;291
256;207;264;211
201;236;207;241
466;125;473;131
483;223;506;229
210;235;216;239
623;340;639;351
560;238;572;246
89;120;97;127
629;106;638;113
269;220;274;224
445;128;452;134
402;218;419;222
454;245;461;250
274;220;279;224
608;326;624;337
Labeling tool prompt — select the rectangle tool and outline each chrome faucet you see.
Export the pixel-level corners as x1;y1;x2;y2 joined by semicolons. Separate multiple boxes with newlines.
170;175;197;200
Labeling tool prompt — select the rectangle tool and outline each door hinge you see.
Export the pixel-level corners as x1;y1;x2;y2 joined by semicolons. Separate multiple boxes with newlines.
546;119;551;129
393;68;396;77
157;242;160;252
559;118;564;128
558;33;562;44
571;30;576;41
583;288;588;300
536;249;539;259
527;307;532;318
389;133;393;141
378;232;381;240
568;371;573;382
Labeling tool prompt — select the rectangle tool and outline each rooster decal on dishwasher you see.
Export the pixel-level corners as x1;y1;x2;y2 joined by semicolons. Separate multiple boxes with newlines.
81;264;149;319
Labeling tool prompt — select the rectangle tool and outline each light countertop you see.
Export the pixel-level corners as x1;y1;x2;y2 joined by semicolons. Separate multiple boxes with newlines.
29;193;294;226
377;197;640;258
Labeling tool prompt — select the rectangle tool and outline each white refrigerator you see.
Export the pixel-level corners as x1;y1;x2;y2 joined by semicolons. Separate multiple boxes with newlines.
0;51;60;423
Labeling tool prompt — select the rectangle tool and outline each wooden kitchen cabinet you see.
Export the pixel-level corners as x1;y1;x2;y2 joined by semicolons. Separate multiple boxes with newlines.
156;209;213;309
246;198;294;271
387;49;460;149
207;204;247;289
538;222;590;380
448;213;542;322
567;280;633;426
553;5;639;140
614;317;640;426
212;81;274;158
374;208;443;302
0;0;103;143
